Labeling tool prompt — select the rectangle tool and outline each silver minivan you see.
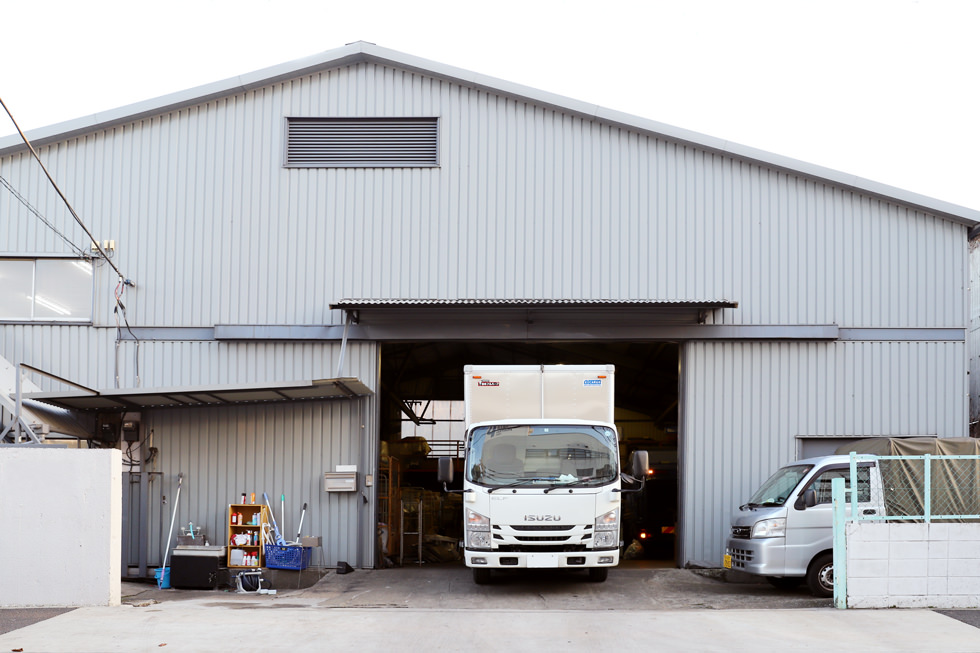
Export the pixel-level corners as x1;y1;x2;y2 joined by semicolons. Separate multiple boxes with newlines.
723;455;882;597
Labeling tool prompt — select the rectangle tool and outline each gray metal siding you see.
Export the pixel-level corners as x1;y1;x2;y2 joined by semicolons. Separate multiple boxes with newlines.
0;329;375;393
970;237;980;435
679;339;968;566
0;62;968;334
143;395;376;569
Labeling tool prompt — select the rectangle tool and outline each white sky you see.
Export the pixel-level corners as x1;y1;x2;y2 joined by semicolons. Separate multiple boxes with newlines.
2;0;978;210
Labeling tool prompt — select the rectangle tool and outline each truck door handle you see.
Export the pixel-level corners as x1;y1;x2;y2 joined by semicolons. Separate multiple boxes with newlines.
862;509;876;515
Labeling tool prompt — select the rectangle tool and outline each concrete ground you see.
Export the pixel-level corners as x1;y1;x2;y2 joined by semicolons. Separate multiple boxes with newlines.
1;563;978;651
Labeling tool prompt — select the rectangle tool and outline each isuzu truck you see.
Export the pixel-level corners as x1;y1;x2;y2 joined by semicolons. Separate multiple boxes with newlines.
438;364;647;584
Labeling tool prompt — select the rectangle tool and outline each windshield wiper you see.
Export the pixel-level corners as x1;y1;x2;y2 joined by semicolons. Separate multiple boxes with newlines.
543;477;597;493
487;477;558;493
741;501;781;510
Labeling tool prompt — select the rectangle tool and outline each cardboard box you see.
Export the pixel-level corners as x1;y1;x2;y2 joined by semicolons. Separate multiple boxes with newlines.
300;536;321;547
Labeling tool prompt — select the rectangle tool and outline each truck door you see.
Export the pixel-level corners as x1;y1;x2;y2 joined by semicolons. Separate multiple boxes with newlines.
784;463;876;575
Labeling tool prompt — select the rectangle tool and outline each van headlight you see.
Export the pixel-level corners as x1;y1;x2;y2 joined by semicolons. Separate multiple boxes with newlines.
751;518;786;538
594;508;619;548
466;509;491;549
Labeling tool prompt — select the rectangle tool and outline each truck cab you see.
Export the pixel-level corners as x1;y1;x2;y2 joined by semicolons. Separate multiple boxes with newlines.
724;454;883;597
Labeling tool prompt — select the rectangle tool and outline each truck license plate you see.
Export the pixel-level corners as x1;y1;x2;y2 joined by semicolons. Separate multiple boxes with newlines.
528;554;559;568
723;554;732;569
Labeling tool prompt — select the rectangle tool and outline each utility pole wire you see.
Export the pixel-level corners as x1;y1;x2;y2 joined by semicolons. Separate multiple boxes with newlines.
0;95;128;282
0;174;89;258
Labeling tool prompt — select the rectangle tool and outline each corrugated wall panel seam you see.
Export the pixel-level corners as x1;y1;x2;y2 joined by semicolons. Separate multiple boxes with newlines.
0;60;967;329
681;340;968;567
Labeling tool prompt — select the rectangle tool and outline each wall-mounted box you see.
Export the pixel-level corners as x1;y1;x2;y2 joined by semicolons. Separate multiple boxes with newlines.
323;471;357;492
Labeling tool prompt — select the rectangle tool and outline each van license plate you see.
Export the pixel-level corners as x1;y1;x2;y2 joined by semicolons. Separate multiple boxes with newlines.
723;554;732;569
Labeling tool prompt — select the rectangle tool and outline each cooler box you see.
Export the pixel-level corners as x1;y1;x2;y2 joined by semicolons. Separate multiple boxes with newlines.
170;545;226;589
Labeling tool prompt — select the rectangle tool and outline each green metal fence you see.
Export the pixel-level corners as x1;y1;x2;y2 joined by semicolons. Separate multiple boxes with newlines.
848;453;980;523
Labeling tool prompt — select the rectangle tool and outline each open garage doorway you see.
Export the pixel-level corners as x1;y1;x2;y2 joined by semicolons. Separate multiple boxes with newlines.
375;341;680;568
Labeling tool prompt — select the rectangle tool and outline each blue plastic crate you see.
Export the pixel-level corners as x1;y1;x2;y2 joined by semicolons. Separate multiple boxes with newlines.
264;545;312;570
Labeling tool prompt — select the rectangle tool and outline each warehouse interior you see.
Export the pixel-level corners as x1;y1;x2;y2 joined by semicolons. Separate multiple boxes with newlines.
376;341;680;568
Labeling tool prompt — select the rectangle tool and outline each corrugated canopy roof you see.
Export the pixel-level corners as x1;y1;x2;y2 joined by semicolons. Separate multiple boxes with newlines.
21;378;373;412
331;298;738;309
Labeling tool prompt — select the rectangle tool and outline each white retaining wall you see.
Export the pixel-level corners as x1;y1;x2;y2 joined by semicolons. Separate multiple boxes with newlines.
0;448;121;607
846;521;980;608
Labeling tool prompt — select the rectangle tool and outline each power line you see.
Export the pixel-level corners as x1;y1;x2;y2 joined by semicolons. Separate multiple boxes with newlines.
0;94;129;282
0;174;89;258
2;94;142;388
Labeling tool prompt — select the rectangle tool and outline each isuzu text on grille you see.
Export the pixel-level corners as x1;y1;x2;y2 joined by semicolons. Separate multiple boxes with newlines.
524;515;561;521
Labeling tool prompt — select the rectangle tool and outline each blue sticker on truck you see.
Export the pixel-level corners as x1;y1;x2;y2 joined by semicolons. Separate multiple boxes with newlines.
583;379;602;386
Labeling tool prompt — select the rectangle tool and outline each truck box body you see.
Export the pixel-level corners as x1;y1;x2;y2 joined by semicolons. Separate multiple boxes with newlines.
464;364;615;426
455;365;623;583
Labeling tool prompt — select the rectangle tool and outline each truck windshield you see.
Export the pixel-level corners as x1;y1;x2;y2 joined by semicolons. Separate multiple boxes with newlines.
466;424;618;489
746;464;814;507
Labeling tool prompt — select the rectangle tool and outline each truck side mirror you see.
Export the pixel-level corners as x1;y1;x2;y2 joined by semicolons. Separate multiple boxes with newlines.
437;457;454;484
631;450;649;479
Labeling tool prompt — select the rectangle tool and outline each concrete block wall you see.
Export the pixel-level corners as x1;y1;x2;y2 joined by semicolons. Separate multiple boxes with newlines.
0;448;122;607
846;521;980;608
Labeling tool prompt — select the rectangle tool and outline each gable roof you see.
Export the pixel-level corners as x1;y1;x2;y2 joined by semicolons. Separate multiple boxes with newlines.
1;41;977;227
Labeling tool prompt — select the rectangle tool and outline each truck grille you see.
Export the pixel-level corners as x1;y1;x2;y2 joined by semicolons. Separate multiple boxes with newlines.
730;526;750;539
514;536;570;542
510;525;574;531
727;547;752;569
497;544;587;553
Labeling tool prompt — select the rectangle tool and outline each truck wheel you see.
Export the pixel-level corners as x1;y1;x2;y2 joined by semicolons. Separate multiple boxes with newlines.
588;567;609;583
806;553;834;598
472;568;492;584
766;576;803;590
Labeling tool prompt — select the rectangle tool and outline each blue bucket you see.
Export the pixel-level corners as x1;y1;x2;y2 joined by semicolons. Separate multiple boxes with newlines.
154;566;171;589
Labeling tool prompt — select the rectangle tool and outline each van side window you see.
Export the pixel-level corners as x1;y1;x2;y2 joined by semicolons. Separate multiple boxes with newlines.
810;467;871;504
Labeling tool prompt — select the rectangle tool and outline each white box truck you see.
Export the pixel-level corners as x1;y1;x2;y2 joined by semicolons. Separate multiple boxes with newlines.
724;437;980;597
438;364;648;584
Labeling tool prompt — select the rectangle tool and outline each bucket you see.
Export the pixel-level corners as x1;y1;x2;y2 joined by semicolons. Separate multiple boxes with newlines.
154;566;171;589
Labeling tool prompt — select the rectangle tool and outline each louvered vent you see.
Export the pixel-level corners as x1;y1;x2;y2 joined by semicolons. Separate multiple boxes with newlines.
285;117;438;167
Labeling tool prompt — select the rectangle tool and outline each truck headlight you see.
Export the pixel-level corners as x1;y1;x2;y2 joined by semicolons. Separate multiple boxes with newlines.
466;509;491;549
594;508;619;547
751;518;786;538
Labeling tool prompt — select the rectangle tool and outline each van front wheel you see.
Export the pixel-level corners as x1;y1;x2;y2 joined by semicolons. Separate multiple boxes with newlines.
806;553;834;598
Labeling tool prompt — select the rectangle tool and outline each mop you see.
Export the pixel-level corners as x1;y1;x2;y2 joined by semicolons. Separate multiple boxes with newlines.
263;492;287;545
158;472;183;588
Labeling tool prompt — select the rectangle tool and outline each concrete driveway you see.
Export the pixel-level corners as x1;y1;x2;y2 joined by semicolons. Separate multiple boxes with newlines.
2;564;978;652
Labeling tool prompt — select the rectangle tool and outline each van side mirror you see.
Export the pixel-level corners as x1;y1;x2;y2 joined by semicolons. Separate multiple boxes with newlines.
437;457;454;484
795;488;816;510
631;450;649;479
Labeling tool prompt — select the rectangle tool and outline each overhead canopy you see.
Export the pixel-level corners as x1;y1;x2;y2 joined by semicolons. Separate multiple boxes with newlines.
22;378;374;412
330;299;738;339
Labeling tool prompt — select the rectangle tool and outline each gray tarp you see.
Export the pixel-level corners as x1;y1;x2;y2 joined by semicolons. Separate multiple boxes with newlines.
836;437;980;521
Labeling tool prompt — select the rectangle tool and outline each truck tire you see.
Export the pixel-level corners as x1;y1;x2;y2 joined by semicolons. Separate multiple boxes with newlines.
588;567;609;583
472;568;492;584
766;576;803;590
806;553;834;598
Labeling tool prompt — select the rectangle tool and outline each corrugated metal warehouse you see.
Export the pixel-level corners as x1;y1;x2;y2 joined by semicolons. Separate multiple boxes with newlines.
2;42;979;575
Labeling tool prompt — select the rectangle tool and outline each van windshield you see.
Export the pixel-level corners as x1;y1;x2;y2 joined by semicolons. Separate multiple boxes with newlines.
466;424;618;489
747;464;814;506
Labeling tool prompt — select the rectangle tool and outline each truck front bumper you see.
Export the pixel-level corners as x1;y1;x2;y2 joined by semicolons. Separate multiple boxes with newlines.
465;549;619;569
724;537;787;577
